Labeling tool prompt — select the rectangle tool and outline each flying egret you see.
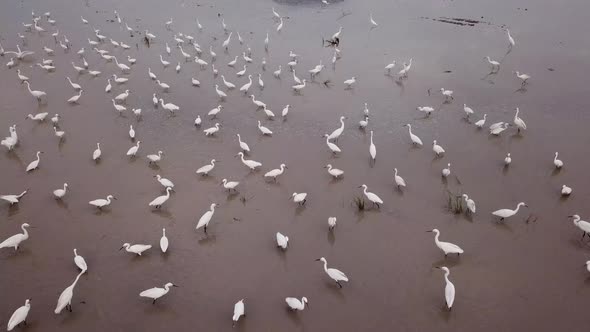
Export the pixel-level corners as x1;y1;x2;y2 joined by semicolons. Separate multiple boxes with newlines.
427;229;464;256
221;179;240;192
233;299;245;327
462;194;476;214
140;282;178;304
147;151;163;164
53;183;68;199
325;164;344;178
126;141;141;157
316;257;348;288
276;232;289;249
265;164;287;181
54;271;84;314
73;249;88;272
0;223;31;250
149;187;172;208
569;215;590;239
196;159;216;176
359;184;383;208
120;243;152;256
394;168;406;188
196;203;217;233
492;202;527;221
561;185;572;196
513;108;527;132
436;267;455;310
328;217;337;230
7;299;31;331
442;163;451;178
89;195;115;209
403;124;423;146
554;152;564;168
292;193;307;205
26;151;42;172
433;140;445;156
1;190;28;205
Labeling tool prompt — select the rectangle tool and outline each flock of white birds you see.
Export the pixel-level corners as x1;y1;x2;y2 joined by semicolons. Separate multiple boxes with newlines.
0;2;585;330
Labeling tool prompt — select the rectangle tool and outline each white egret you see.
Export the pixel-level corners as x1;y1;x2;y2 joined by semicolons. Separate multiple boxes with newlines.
427;229;464;256
276;232;289;249
147;151;163;164
236;134;250;152
292;193;307;205
585;261;590;273
277;17;283;32
344;77;356;88
332;27;343;40
53;183;68;199
196;203;217;233
196;159;216;176
442;163;451;177
403;124;423;146
237;152;262;170
462;194;476;214
325;164;344;178
463;104;474;118
239;75;253;94
221;179;240;192
0;223;31;250
282;104;290;117
274;65;282;78
570;215;590;239
17;69;29;83
156;80;170;91
208;105;223;118
191;78;200;86
159;99;180;114
24;82;46;102
26;113;48;122
554;152;564;168
54;271;84;314
475;114;487;128
258;73;264;88
128;125;136;140
175;62;181;73
112;74;128;84
120;243;152;256
149;187;172;208
440;88;454;100
159;55;169;67
328;217;337;230
160;228;169;253
1;190;28;205
492;202;527;221
112;99;126;113
561;185;572;196
433;140;445;156
436;267;455;310
385;60;396;73
292;79;306;92
286;297;307;311
25;151;42;172
490;123;509;135
215;84;227;99
359;184;383;208
222;32;232;49
507;29;515;47
7;299;31;331
485;56;500;71
89;195;115;209
394;168;406;188
67;89;83;103
53;126;65;140
369;130;376;161
265;164;287;181
233;299;245;327
73;248;87;272
227;56;238;67
514;71;530;85
370;13;378;27
504;153;511;166
194;116;202;126
316;257;348;288
127;141;141;157
417;106;435;116
258;121;273;135
328;116;346;141
204;123;221;136
513;108;527;132
155;175;174;189
324;134;341;153
140;282;178;304
222;75;236;89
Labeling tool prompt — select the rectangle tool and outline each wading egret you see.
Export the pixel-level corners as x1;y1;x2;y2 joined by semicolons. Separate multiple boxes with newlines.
196;203;217;233
369;130;376;160
328;217;337;230
569;215;590;239
475;114;487;128
485;56;500;71
316;257;348;288
427;229;464;256
196;159;216;176
359;184;383;208
67;89;83;103
561;185;572;196
403;124;423;146
73;248;87;272
208;105;223;118
233;299;245;327
436;267;455;310
0;223;31;250
258;121;273;135
147;151;163;164
215;84;227;99
222;75;236;89
324;134;341;153
140;282;178;304
292;193;307;205
442;163;451;177
554;152;563;168
433;140;445;156
417;106;434;116
194;116;202;126
440;88;454;100
54;271;84;314
129;125;135;140
204;123;221;136
149;187;172;208
492;202;527;221
160;228;169;253
53;183;68;199
155;175;174;189
325;164;344;178
513;108;527;132
265;164;287;181
26;151;42;172
328;116;346;141
7;299;31;331
237;134;250;153
221;179;240;192
120;243;152;256
504;153;511;166
240;75;253;94
394;168;406;188
344;77;356;88
126;141;141;157
159;99;179;114
24;81;46;101
112;99;126;113
237;152;262;170
26;113;48;122
1;190;28;205
514;71;530;85
463;104;474;118
286;297;308;311
276;232;289;249
89;195;115;209
462;194;476;214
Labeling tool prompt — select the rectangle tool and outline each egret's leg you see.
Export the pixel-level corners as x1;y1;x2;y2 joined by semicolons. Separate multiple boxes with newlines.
204;225;207;234
152;299;156;304
337;281;342;288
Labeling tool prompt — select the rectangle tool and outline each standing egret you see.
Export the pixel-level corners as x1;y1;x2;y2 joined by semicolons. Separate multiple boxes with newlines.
0;223;31;250
237;152;262;170
492;202;527;221
282;104;290;117
160;228;169;253
359;184;383;208
120;243;152;255
343;77;356;88
276;232;289;249
328;116;346;141
514;71;530;85
513;108;527;132
433;140;445;156
507;29;515;48
196;203;217;233
221;179;240;192
485;56;500;71
436;267;455;310
1;190;28;205
148;187;172;208
585;261;590;273
105;79;113;93
53;183;68;199
554;152;564;169
417;106;435;117
129;125;135;140
67;89;83;103
196;159;216;176
328;217;337;230
286;297;308;311
208;105;223;118
475;114;487;128
159;99;180;114
51;114;59;125
222;76;236;89
385;60;396;73
194;116;202;126
73;249;87;272
265;164;287;181
126;141;141;157
215;84;227;99
403;124;423;146
369;13;378;28
239;75;253;94
442;163;451;178
504;153;512;166
491;123;510;136
233;299;245;327
325;164;344;178
569;215;590;239
26;151;42;172
324;134;341;153
155;175;174;189
54;271;84;314
394;168;406;189
369;130;376;161
204;123;221;136
561;185;572;196
54;127;65;140
463;104;474;118
112;99;126;113
316;257;348;288
292;193;307;205
147;151;163;164
89;195;115;209
7;299;31;331
140;282;178;304
236;134;250;153
462;194;476;214
277;17;284;32
427;229;464;256
440;88;454;100
24;81;46;102
26;113;48;121
274;65;282;78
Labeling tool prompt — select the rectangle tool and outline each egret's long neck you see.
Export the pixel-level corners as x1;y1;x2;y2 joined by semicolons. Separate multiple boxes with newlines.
164;285;170;293
21;226;29;239
63;184;67;192
323;260;328;273
301;299;306;309
106;197;112;204
434;232;440;245
408;126;412;135
444;271;450;283
514;204;522;213
554;153;558;161
72;271;83;288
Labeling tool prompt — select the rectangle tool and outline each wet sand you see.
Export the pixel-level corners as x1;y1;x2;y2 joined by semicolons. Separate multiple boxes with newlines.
1;0;590;331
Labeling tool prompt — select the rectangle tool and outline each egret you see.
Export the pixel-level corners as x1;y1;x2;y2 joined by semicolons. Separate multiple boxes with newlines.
159;55;169;67
195;56;208;69
276;232;289;249
159;99;180;114
196;159;216;176
316;257;348;288
369;130;376;161
145;30;156;41
222;32;232;49
113;74;128;84
147;151;164;164
140;282;178;304
222;75;236;89
286;297;307;311
570;215;590;239
492;202;527;221
221;179;240;192
196;203;217;233
237;152;262;170
88;70;101;77
53;126;66;140
325;164;344;178
272;7;281;19
585;261;590;273
463;104;474;118
442;163;451;177
490;123;510;135
561;185;572;196
156;80;169;91
149;187;172;209
89;195;115;209
328;116;346;141
265;32;270;50
73;249;88;272
54;271;84;314
208;105;223;119
507;29;515;47
370;13;378;27
152;93;158;106
504;153;512;166
53;183;68;199
227;56;238;67
7;299;31;331
16;70;29;83
554;152;564;168
67;89;83;103
359;184;383;208
148;68;157;80
282;104;290;117
154;175;174;189
175;62;181;73
0;223;31;250
433;140;445;156
215;84;227;99
239;75;253;94
0;190;28;205
292;193;307;205
475;114;487;128
324;134;341;153
120;243;152;256
440;88;454;100
514;71;530;85
417;106;435;117
328;217;337;230
258;121;273;135
292;79;306;92
394;168;406;188
72;62;85;74
485;56;500;71
112;99;126;113
194;116;202;126
293;70;302;84
51;114;60;125
236;134;250;152
463;194;476;213
513;108;527;132
24;81;46;102
274;65;282;78
26;151;42;172
332;27;343;40
427;229;464;256
158;228;169;253
204;123;221;136
436;267;455;310
191;78;200;86
403;124;423;146
233;299;245;327
343;77;356;88
127;141;141;157
129;125;135;140
258;73;264;88
265;164;287;181
277;17;284;32
26;113;48;122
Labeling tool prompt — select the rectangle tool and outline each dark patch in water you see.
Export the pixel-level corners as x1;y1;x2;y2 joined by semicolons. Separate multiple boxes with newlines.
420;16;492;27
443;70;452;73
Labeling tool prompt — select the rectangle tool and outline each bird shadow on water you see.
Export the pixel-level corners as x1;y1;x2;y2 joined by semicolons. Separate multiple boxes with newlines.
431;257;461;269
2;247;32;261
92;208;111;216
294;204;306;216
7;205;23;217
490;219;514;233
327;230;336;246
285;307;303;327
437;306;453;322
148;163;161;171
55;199;70;211
197;233;217;246
150;208;173;220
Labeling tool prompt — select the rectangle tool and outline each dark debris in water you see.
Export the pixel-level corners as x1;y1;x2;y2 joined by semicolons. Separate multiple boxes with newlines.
443;70;452;73
420;16;492;27
548;68;555;71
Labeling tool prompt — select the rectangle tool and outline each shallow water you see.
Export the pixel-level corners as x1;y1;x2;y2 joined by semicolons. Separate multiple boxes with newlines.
1;0;590;331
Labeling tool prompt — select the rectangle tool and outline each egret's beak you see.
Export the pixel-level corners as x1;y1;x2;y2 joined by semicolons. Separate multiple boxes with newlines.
568;215;574;218
173;284;179;287
524;204;528;207
314;258;321;261
113;197;118;200
435;267;441;269
119;246;124;251
323;166;327;168
357;185;362;188
426;230;433;233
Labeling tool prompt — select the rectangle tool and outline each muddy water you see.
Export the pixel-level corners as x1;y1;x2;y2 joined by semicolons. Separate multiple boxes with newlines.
1;0;590;330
